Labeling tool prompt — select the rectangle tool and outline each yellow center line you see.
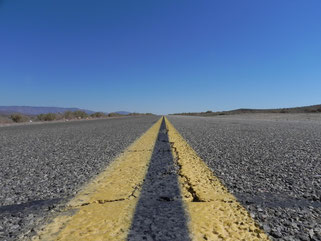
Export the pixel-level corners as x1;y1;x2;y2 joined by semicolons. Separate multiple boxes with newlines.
32;118;162;241
165;117;270;241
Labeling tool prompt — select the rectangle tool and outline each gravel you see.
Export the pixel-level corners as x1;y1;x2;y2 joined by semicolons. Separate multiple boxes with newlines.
167;114;321;241
0;116;159;241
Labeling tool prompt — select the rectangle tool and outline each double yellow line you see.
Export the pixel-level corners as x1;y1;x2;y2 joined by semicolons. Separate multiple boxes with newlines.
32;117;269;241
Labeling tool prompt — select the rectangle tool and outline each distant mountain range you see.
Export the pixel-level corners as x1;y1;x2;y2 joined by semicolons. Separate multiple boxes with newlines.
0;106;130;116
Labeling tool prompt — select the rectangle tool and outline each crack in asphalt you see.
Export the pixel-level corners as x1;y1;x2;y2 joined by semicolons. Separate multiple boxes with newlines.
127;149;153;153
170;141;205;203
166;124;240;205
69;181;145;209
159;124;206;203
63;120;240;215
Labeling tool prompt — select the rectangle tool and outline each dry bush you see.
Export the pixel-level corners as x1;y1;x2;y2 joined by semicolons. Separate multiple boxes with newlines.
63;111;74;119
91;112;105;118
108;112;122;117
10;114;29;123
73;111;88;119
37;113;57;121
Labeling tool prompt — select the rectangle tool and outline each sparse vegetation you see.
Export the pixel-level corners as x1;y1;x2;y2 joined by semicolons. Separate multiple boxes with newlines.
128;112;154;116
73;111;88;119
63;111;74;119
108;112;123;117
171;104;321;116
0;116;12;124
10;114;29;123
37;113;57;121
37;111;90;121
0;110;153;125
90;112;105;118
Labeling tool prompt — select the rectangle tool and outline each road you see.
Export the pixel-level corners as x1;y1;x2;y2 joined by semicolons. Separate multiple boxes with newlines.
0;116;159;240
0;114;320;240
167;114;321;241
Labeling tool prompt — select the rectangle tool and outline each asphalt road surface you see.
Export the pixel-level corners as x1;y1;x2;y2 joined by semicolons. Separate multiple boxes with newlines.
167;114;321;241
1;114;321;241
0;116;159;240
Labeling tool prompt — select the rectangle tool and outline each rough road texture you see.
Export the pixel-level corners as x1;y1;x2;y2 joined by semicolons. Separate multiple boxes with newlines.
167;114;321;241
0;116;159;241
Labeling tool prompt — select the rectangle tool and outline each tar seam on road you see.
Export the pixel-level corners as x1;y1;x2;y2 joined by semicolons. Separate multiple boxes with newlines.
127;118;190;241
31;118;163;241
165;117;270;241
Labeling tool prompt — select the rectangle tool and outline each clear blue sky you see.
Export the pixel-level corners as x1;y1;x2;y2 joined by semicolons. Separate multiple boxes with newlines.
1;0;320;114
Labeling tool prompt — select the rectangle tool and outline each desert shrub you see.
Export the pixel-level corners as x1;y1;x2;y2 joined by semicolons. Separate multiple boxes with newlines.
63;111;74;119
37;113;57;121
10;114;29;123
91;112;105;118
37;114;45;121
73;111;88;119
108;112;122;117
205;110;213;113
54;113;64;120
280;109;288;113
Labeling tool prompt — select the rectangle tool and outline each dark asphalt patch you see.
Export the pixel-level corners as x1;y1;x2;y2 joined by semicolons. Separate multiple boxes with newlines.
127;119;190;241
